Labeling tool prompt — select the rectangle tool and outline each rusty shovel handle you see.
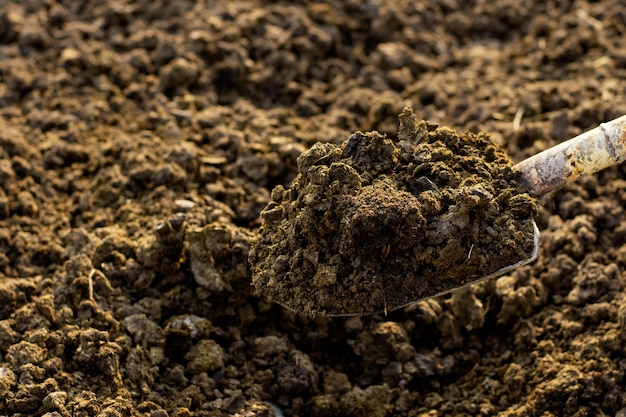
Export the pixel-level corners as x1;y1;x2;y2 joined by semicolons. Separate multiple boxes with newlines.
515;115;626;197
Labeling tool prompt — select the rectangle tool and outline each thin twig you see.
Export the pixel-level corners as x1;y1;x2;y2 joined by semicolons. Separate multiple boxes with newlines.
87;268;97;302
512;107;524;131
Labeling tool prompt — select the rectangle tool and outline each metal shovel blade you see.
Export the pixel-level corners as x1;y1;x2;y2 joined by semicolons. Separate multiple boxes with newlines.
251;114;625;318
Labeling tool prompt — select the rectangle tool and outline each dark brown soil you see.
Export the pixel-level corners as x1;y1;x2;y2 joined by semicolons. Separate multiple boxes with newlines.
2;1;626;416
250;107;537;317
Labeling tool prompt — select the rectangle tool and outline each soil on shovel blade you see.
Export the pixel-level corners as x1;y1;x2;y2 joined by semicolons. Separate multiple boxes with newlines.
250;107;537;317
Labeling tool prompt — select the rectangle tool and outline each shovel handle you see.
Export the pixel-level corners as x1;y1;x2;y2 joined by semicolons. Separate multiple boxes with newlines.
515;115;626;197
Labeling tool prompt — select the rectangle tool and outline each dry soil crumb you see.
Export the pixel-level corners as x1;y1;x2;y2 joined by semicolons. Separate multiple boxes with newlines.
250;107;537;316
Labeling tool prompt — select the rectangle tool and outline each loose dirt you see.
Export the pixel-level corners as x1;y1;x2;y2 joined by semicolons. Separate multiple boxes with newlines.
250;107;537;316
2;1;626;416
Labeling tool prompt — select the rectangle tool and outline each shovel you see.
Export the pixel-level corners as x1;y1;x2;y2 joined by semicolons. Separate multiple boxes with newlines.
250;114;626;317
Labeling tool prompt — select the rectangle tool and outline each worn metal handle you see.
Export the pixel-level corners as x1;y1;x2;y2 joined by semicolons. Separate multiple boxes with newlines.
515;115;626;197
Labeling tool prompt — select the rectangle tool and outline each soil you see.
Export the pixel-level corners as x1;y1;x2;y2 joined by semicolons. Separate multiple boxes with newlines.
250;107;537;317
2;1;626;417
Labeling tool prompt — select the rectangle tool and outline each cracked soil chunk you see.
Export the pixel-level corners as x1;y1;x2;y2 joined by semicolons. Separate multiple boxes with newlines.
250;107;538;316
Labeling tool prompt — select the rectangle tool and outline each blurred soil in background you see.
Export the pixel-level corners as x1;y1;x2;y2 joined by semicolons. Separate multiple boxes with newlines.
2;0;626;416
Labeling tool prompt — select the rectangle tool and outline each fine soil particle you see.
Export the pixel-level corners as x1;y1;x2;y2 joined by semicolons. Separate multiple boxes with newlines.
250;107;537;316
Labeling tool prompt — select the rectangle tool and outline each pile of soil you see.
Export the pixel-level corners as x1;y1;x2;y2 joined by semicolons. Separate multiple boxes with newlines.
2;0;626;416
250;107;537;317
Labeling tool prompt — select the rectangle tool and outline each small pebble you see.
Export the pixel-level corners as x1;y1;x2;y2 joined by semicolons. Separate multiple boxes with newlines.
175;199;195;212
